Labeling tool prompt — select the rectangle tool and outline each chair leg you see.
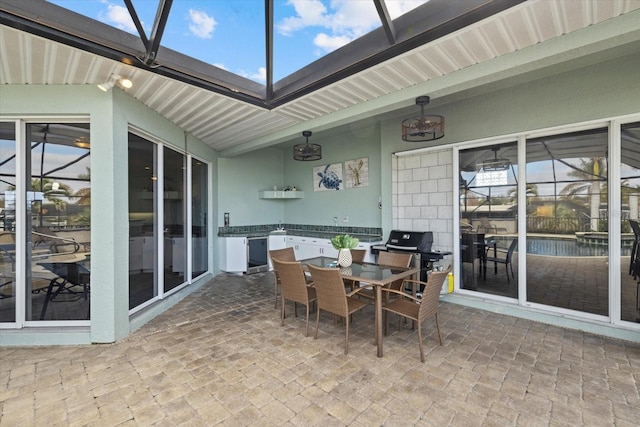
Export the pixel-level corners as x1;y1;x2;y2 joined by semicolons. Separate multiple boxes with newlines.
509;262;515;279
505;263;510;283
435;313;443;346
417;322;425;363
281;296;286;326
314;307;320;339
274;281;279;309
344;315;349;355
305;304;310;337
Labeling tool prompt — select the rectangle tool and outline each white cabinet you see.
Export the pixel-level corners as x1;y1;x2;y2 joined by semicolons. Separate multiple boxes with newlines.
286;235;381;263
129;236;156;272
142;236;155;272
220;236;247;273
286;236;338;259
129;237;143;272
267;234;287;270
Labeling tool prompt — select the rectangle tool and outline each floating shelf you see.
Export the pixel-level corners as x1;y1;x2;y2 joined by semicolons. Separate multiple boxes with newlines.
259;190;304;199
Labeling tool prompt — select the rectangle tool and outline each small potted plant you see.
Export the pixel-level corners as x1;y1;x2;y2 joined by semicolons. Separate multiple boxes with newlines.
331;234;359;267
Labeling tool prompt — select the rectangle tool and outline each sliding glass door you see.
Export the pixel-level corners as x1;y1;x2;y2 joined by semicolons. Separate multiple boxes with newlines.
1;122;91;323
459;142;518;298
525;128;609;316
128;132;208;312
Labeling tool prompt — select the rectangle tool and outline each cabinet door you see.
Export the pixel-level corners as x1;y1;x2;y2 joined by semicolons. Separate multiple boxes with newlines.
268;235;287;269
223;237;247;272
319;239;338;258
142;237;156;272
129;237;143;272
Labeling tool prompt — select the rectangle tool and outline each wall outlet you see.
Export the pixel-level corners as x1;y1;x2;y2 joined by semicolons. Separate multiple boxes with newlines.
342;216;349;223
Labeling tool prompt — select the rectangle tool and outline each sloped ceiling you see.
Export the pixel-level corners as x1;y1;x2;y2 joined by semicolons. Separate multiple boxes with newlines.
1;0;640;156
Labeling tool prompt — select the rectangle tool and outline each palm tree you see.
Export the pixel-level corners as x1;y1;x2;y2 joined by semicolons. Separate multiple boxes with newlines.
560;157;607;231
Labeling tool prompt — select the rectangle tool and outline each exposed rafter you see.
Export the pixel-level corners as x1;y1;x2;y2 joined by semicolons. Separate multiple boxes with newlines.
373;0;396;45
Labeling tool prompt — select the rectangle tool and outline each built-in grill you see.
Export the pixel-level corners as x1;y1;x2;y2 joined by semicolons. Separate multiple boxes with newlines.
372;230;450;281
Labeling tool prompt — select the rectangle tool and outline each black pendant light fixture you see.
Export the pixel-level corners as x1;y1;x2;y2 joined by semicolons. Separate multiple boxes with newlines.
401;96;445;142
293;130;321;161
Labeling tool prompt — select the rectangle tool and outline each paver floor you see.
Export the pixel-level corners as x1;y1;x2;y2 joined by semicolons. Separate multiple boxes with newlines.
1;271;640;426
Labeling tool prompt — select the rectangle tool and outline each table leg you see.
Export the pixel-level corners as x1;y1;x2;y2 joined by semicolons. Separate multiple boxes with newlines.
376;284;383;357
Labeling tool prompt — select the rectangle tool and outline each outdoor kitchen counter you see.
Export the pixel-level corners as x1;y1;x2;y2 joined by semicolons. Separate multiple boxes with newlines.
217;229;383;242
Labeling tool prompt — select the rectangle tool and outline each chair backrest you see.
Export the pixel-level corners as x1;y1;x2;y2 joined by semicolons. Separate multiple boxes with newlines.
505;238;518;261
377;251;413;291
269;247;296;263
460;233;484;263
272;258;310;304
377;251;412;268
350;249;367;263
307;264;349;317
418;265;452;322
629;219;640;238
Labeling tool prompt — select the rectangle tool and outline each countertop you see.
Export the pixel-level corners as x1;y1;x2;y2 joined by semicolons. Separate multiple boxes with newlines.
218;229;383;243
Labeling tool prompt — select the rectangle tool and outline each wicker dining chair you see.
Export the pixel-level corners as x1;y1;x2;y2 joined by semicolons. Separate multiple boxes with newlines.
342;249;367;292
307;264;371;355
269;247;296;308
271;258;317;337
358;251;413;300
381;265;452;362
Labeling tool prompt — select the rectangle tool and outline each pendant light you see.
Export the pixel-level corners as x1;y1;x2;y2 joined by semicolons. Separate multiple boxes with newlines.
293;130;321;161
401;96;444;142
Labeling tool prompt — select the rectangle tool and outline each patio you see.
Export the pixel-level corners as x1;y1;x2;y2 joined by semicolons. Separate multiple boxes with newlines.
1;271;639;425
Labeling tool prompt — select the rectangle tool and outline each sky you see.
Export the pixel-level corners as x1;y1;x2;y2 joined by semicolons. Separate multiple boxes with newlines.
47;0;429;83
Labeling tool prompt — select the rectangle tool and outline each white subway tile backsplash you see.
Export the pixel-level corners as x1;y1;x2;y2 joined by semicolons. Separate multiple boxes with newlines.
404;181;421;194
405;156;421;169
413;167;429;180
398;169;413;182
429;165;447;179
405;206;421;219
429;192;447;206
421;153;438;168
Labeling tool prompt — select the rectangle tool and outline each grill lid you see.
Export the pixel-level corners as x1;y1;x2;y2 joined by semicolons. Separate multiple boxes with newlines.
385;230;433;253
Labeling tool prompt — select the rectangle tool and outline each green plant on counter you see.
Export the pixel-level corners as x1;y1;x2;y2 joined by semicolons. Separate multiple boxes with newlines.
331;234;359;250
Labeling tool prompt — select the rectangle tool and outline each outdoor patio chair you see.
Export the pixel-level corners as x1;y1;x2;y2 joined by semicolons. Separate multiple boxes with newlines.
307;264;370;355
485;238;517;282
381;265;452;362
271;258;317;337
478;218;507;235
269;247;296;309
357;251;413;300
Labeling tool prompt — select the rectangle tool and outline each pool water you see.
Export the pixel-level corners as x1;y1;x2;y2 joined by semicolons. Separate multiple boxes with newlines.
524;237;631;257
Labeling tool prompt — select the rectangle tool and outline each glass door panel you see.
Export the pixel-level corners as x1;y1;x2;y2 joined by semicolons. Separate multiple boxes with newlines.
27;123;91;321
621;122;640;322
128;133;158;310
191;158;208;278
525;128;609;316
163;147;186;292
0;122;16;322
459;142;518;298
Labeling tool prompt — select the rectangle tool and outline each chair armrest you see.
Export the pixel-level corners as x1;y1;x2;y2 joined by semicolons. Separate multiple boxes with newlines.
380;287;422;303
347;283;374;297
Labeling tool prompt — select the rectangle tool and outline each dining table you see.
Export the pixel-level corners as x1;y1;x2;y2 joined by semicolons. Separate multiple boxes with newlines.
37;254;90;320
301;256;420;358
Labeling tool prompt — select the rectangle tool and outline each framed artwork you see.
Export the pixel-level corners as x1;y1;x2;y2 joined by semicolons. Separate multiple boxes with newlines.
345;157;369;189
314;163;343;191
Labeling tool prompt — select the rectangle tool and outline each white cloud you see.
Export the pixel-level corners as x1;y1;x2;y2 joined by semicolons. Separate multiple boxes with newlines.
237;67;267;83
99;3;137;33
313;33;351;52
385;0;430;20
277;0;389;54
277;0;328;36
251;67;267;83
188;9;216;39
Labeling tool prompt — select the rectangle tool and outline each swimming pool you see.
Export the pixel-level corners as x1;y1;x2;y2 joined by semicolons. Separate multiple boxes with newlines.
494;237;631;257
